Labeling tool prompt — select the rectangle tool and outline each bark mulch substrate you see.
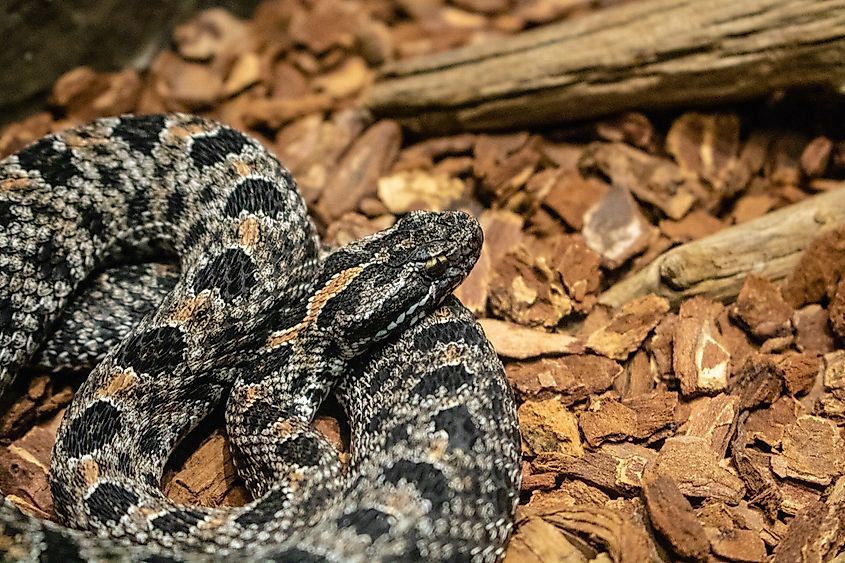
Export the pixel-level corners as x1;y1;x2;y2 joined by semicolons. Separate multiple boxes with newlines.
2;1;845;561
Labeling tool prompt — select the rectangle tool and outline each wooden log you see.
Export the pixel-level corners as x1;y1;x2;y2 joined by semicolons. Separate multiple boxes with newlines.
367;0;845;133
598;186;845;308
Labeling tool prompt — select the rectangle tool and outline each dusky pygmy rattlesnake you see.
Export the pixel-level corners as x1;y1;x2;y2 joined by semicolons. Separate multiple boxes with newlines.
0;114;521;561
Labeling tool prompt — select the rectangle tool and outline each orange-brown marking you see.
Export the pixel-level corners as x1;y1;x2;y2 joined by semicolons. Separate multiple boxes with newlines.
167;291;210;323
241;385;264;409
267;266;363;348
199;517;226;530
99;370;137;397
286;468;306;492
134;506;159;519
64;133;110;149
273;419;296;437
233;160;251;176
428;435;449;460
238;216;261;248
0;177;32;191
443;342;461;364
168;122;212;141
79;458;100;486
0;532;27;558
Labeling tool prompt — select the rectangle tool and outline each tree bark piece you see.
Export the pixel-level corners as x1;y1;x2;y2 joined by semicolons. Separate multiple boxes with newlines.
367;0;845;133
599;186;845;309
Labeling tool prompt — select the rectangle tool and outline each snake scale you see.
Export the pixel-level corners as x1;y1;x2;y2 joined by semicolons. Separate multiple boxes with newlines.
0;114;521;561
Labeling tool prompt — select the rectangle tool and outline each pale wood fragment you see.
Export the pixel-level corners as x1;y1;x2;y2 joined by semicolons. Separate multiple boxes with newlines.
600;187;845;308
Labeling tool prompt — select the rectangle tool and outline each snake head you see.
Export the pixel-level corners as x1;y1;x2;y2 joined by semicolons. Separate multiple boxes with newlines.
312;210;482;356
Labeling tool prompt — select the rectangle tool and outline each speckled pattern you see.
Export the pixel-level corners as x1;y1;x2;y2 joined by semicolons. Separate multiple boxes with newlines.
0;114;521;561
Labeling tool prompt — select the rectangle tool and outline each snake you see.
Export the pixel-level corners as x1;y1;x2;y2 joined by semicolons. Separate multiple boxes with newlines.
0;114;521;561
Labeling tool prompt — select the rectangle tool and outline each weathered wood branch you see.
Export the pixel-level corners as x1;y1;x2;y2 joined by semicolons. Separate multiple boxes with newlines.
599;186;845;308
367;0;845;133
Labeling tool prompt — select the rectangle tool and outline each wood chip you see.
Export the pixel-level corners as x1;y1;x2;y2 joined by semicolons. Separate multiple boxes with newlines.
312;56;371;99
772;477;845;563
800;136;833;178
683;393;739;458
666;112;742;199
709;528;767;563
518;397;583;456
240;93;334;129
474;132;541;204
377;169;466;213
731;274;793;340
51;67;141;121
489;241;572;328
504;515;588;563
223;52;262;96
580;398;638;447
289;0;363;54
173;8;255;63
586;294;669;360
673;297;731;397
793;304;835;354
455;209;523;314
162;430;249;507
534;443;657;496
782;224;845;308
0;112;55;158
539;504;652;563
646;436;745;504
777;352;820;397
149;51;224;110
642;474;709;561
581;184;654;268
770;415;845;486
659;210;724;243
0;411;63;519
506;355;620;402
314;120;402;224
580;142;701;220
479;319;582;360
542;170;608;231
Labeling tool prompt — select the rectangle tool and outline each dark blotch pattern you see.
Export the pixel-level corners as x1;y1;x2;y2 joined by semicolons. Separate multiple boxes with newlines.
116;326;186;378
63;401;123;458
193;247;257;302
112;115;166;156
142;556;182;563
36;238;69;280
385;421;409;447
234;491;289;527
271;547;331;563
165;190;185;222
432;405;479;452
183;220;208;250
337;507;392;539
189;128;248;168
39;528;85;562
16;137;76;187
151;510;203;535
223;178;287;219
275;434;321;468
411;365;472;399
0;297;12;328
79;205;106;236
85;482;140;523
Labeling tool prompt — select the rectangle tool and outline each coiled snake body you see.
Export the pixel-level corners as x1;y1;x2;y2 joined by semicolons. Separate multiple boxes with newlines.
0;115;521;561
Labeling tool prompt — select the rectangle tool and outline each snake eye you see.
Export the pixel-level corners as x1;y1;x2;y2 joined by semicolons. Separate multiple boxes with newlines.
424;254;449;275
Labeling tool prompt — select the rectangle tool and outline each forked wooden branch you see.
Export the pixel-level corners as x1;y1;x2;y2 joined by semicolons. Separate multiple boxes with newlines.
367;0;845;133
